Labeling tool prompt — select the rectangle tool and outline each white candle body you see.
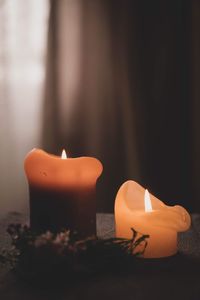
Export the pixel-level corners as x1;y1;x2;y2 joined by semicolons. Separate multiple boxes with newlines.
115;181;191;258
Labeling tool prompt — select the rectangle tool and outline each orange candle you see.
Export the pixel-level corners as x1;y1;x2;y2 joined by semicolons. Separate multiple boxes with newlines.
24;149;103;237
115;180;191;258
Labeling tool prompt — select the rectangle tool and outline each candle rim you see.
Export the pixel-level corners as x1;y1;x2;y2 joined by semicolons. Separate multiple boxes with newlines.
24;148;103;184
26;148;102;162
115;180;191;232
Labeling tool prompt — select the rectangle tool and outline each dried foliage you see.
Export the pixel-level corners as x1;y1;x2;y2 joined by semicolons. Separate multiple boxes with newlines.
0;224;149;283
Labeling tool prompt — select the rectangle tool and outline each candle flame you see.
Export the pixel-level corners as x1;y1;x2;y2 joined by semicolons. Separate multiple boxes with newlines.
144;189;152;212
61;149;67;159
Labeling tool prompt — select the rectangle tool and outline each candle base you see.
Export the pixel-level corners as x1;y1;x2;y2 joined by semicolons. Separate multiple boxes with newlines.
29;186;96;237
142;230;178;258
116;227;178;258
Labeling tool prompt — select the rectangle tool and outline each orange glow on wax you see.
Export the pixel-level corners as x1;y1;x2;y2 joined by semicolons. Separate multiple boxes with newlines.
24;148;103;236
114;180;191;258
61;149;67;159
144;189;153;212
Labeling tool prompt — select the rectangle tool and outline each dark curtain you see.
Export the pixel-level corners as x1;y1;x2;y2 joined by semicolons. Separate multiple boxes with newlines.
42;0;200;213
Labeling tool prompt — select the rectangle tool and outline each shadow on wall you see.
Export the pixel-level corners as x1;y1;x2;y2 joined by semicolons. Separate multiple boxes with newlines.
42;0;198;212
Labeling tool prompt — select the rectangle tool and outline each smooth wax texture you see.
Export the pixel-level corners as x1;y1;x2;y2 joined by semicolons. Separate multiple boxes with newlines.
115;181;191;258
24;149;103;236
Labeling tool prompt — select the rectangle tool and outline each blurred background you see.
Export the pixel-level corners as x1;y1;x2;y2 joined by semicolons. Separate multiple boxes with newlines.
0;0;200;214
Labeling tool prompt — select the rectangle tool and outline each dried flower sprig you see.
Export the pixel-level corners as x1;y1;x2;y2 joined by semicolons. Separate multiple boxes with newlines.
0;224;149;282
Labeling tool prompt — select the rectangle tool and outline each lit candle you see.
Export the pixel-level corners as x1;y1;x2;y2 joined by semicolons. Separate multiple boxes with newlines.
115;180;191;258
24;149;103;237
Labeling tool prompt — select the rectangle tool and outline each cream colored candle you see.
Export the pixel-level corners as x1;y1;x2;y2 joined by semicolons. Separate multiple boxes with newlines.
24;149;103;237
115;180;191;258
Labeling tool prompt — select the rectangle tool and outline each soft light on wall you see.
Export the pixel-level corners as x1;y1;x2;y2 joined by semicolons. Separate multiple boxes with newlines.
0;0;49;214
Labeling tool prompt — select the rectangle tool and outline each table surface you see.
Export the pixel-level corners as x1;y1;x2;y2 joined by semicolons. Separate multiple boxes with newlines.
0;212;200;300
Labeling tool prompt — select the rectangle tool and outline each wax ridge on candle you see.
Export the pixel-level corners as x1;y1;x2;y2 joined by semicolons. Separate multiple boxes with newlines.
24;149;103;188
